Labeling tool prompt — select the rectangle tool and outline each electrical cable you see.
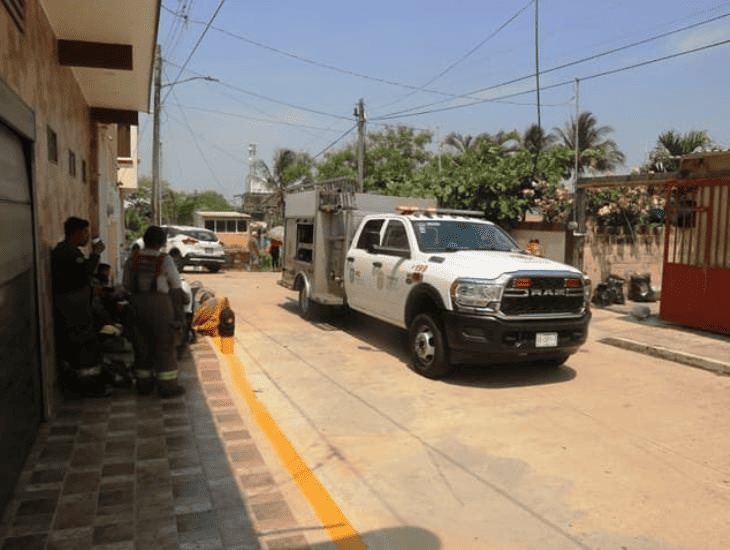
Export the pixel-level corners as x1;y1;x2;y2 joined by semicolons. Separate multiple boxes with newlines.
375;0;534;110
163;58;352;121
167;88;229;193
162;0;226;105
162;1;531;104
175;105;347;132
310;125;357;162
375;10;730;119
374;37;730;121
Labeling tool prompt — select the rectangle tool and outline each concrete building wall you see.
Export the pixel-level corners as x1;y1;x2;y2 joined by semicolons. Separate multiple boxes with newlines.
511;226;567;264
118;125;139;191
1;1;102;416
582;224;665;288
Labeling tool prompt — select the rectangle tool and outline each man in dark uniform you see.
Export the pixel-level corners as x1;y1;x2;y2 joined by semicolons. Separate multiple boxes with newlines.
51;216;108;396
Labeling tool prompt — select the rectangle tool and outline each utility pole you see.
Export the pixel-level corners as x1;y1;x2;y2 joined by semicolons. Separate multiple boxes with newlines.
573;78;580;192
571;77;586;272
151;44;161;225
534;0;541;133
355;98;366;192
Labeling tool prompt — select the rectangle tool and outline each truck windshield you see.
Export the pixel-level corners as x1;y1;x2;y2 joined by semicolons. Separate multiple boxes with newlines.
411;220;519;253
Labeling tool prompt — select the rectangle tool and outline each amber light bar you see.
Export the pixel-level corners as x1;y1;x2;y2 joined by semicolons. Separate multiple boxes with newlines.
513;278;532;288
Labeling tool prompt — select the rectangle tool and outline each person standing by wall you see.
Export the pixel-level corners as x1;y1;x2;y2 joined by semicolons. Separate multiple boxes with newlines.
123;226;186;397
269;237;282;271
51;216;109;397
247;231;260;271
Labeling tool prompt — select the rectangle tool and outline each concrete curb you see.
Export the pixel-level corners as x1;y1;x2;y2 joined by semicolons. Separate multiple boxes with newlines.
598;336;730;376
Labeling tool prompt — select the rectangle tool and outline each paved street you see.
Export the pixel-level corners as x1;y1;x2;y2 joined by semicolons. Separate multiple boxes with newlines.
189;270;730;549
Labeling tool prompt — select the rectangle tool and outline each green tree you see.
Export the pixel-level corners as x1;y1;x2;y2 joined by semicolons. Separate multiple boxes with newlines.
554;111;625;175
315;125;433;194
176;191;234;226
644;129;713;172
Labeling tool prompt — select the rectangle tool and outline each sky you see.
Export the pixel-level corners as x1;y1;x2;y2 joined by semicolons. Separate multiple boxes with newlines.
138;0;730;204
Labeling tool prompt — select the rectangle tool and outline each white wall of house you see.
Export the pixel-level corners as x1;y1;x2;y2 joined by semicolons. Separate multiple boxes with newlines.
96;124;125;278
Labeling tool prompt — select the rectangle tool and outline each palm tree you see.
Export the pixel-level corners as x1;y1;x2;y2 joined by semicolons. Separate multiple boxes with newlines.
254;149;312;224
647;129;713;172
442;132;478;154
480;130;521;155
443;130;520;155
554;111;625;174
521;123;556;155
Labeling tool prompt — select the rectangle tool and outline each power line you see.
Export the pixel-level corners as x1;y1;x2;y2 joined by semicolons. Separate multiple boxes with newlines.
376;0;534;110
375;10;730;119
310;125;357;161
176;104;346;132
162;0;226;105
374;37;730;121
163;58;352;121
161;2;530;105
167;89;229;193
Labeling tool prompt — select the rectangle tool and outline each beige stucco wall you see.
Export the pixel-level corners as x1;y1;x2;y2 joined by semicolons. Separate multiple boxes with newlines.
1;1;105;416
511;228;567;264
582;224;665;288
118;125;139;191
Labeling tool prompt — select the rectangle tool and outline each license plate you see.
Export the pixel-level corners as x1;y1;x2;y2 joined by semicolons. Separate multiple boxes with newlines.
535;332;558;347
205;248;213;254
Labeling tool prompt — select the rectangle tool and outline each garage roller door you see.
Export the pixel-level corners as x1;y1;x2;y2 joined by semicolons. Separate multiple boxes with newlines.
0;122;41;512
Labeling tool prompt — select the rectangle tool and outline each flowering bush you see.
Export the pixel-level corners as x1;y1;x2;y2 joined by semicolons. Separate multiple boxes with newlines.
587;186;665;228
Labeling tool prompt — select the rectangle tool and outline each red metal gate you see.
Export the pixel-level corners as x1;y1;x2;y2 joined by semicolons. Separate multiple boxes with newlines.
661;177;730;334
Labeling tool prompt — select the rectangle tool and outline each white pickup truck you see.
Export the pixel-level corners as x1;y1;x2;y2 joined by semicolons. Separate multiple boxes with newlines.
279;184;591;378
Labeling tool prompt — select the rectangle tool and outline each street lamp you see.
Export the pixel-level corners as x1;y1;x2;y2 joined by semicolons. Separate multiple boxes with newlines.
151;46;218;225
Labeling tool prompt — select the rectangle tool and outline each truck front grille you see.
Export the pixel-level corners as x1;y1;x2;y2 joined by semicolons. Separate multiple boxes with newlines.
500;276;584;316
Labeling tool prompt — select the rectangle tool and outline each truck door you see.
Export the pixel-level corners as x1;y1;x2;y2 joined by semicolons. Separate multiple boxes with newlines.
344;218;384;311
373;219;412;325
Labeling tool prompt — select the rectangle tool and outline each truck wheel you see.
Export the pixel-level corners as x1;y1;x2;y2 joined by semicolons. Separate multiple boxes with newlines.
298;283;319;321
408;313;453;379
206;264;221;273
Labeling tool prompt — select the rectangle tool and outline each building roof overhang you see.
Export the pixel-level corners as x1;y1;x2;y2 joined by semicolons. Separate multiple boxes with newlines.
40;0;161;121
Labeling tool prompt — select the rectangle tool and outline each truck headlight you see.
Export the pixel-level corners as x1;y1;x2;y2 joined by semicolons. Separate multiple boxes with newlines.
450;279;504;311
583;276;592;302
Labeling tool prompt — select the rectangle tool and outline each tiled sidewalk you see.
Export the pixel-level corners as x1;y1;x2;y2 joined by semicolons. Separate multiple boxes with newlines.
0;341;309;550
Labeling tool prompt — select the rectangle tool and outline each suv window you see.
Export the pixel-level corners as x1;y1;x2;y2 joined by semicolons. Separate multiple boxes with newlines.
356;219;384;250
179;229;218;243
382;220;409;250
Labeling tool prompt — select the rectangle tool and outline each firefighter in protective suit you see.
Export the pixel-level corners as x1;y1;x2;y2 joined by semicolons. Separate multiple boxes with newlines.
123;226;187;397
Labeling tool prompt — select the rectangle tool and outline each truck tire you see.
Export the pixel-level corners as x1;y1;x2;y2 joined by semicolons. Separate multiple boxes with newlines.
408;313;453;379
298;283;320;321
206;264;221;273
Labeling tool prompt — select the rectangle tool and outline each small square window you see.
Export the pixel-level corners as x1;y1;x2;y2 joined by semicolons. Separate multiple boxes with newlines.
68;150;76;177
47;126;58;163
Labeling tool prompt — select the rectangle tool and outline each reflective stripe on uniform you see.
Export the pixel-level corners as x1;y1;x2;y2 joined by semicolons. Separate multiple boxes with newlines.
135;369;153;379
76;366;102;377
157;370;178;381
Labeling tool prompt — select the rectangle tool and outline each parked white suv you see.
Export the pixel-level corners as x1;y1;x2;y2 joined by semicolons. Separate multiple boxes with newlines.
131;225;225;272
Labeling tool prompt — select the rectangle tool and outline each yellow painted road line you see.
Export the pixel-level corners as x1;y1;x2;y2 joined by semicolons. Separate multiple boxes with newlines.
218;340;366;550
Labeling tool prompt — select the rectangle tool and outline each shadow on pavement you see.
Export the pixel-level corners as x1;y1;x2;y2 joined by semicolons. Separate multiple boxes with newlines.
279;299;578;388
308;525;441;549
444;363;577;388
